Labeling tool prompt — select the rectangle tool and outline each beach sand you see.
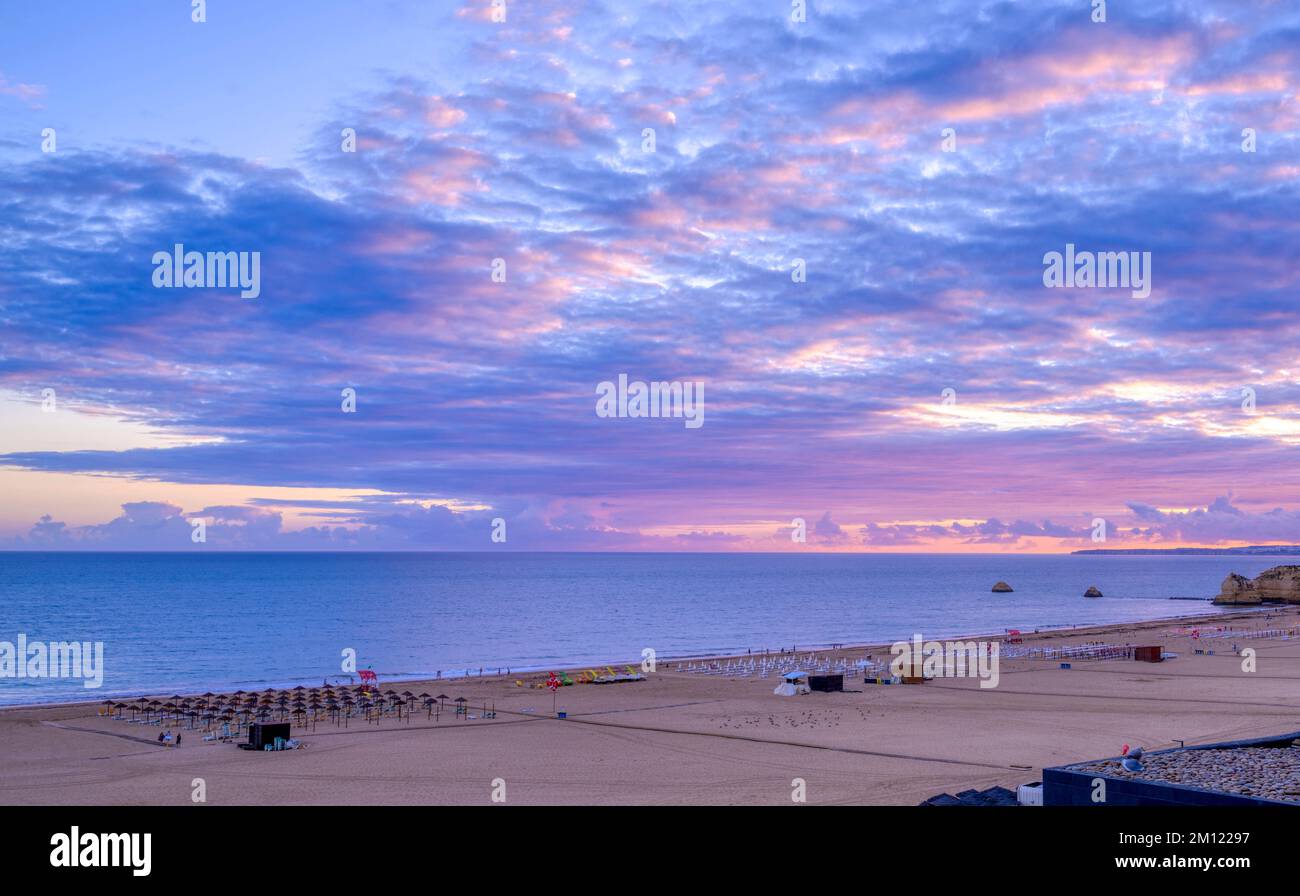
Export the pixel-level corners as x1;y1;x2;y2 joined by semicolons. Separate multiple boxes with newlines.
2;608;1298;805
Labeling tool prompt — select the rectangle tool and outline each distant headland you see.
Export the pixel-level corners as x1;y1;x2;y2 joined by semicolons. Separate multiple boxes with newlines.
1073;545;1300;556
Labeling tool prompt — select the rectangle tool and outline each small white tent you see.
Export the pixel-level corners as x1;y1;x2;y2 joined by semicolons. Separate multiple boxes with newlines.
773;670;810;696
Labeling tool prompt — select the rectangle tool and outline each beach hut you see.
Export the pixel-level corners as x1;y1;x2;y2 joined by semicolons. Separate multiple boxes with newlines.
808;673;844;692
773;671;811;697
246;722;290;751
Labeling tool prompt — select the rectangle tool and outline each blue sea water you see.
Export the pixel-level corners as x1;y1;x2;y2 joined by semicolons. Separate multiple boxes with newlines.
0;551;1289;705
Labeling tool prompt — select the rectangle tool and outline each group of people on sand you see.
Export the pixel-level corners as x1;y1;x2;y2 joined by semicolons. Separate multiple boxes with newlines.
157;730;181;747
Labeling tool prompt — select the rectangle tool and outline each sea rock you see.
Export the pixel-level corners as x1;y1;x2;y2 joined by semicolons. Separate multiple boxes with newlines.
1084;586;1102;597
991;581;1014;593
1250;565;1300;603
1213;573;1261;605
1207;563;1300;604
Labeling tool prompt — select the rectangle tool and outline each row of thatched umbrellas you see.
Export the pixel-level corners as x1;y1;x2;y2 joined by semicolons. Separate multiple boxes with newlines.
102;684;472;732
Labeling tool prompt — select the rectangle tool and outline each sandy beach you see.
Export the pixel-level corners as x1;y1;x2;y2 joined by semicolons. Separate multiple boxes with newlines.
2;607;1297;806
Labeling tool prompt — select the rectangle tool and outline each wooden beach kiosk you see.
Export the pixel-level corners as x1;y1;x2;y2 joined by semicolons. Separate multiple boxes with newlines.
807;673;844;692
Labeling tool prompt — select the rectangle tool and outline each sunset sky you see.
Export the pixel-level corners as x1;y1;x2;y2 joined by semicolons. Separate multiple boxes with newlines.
1;0;1298;551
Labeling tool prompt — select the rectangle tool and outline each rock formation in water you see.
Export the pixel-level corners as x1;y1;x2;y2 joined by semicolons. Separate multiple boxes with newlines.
991;581;1014;593
1210;566;1300;604
1250;565;1300;602
1084;586;1102;597
1214;573;1259;605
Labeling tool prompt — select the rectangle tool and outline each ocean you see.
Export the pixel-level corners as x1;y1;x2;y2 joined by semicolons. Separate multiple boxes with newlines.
0;551;1289;705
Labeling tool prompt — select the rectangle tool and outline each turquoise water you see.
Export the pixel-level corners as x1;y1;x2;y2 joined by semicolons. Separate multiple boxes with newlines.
0;551;1286;704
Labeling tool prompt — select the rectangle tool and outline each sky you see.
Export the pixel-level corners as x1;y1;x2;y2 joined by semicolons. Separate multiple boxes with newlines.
0;0;1298;552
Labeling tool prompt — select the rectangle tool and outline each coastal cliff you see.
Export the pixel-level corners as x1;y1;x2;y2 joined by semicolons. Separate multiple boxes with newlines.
1213;566;1300;605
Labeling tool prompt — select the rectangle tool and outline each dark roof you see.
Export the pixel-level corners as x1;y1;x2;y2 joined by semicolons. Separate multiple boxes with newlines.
919;786;1018;807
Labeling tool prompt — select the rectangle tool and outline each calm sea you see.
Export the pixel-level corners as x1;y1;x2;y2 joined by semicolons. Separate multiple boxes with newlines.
0;552;1289;705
